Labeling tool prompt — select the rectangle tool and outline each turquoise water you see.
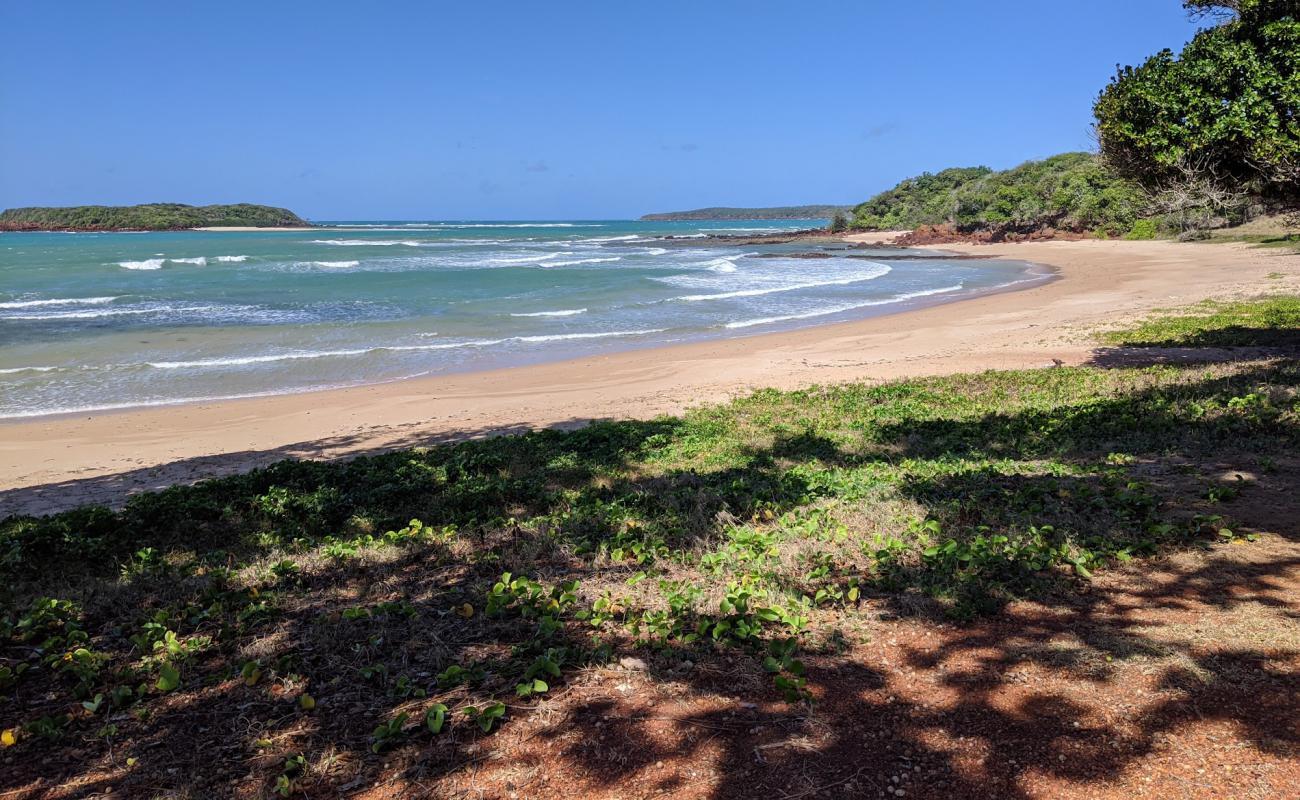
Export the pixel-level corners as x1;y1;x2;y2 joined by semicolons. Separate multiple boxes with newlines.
0;220;1044;418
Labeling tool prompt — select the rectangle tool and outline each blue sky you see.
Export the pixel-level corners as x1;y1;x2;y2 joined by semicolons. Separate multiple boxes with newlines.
0;1;1204;219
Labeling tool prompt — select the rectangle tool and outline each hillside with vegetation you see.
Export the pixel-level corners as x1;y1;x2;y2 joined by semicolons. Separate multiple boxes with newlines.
848;153;1150;238
0;203;309;232
641;205;849;221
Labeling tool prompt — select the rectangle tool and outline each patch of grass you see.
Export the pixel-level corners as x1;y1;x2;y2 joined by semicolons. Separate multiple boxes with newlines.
1100;296;1300;348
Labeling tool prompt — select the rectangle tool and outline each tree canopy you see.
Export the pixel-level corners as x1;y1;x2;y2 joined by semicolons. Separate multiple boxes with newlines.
1094;0;1300;201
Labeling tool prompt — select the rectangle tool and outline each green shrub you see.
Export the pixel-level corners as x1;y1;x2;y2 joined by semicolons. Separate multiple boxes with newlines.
1125;219;1159;240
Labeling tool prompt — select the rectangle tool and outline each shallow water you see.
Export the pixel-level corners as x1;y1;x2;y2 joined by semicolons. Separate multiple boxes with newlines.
0;220;1043;418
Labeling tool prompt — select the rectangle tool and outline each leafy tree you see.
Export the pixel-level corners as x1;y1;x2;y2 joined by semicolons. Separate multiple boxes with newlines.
1094;1;1300;202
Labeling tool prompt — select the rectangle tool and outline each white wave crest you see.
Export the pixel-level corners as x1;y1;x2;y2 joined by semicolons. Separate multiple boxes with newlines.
215;255;249;262
169;257;207;266
479;252;563;265
118;259;165;270
0;296;117;309
0;365;60;374
310;239;424;247
510;308;588;317
579;234;640;243
4;308;157;320
675;264;892;302
513;329;664;343
149;349;372;370
724;284;965;329
295;260;361;269
543;257;622;267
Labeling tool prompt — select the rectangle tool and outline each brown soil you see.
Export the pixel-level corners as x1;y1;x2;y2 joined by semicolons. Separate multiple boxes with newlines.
358;536;1300;800
7;516;1295;799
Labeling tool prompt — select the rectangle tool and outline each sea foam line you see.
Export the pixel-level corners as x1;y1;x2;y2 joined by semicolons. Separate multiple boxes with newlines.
543;257;622;267
295;260;361;269
143;329;667;371
724;284;965;329
479;252;563;265
510;308;588;317
310;239;425;247
3;308;157;320
674;264;891;301
0;296;118;309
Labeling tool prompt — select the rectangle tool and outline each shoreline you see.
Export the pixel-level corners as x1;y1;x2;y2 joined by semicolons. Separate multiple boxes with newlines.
0;256;1055;423
2;238;1296;516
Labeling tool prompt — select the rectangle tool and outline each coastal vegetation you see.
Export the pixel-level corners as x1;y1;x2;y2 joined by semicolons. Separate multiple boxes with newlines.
0;203;308;232
849;2;1297;240
641;205;849;221
848;153;1148;238
2;299;1295;796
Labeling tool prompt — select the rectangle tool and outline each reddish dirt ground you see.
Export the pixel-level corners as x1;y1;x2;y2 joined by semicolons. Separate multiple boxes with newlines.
324;535;1296;800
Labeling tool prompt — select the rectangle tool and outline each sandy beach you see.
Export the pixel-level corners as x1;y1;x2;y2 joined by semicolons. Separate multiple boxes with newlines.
2;237;1297;516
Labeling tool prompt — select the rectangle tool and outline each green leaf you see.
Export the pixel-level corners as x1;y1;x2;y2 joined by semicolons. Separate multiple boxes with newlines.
425;703;447;734
156;663;180;692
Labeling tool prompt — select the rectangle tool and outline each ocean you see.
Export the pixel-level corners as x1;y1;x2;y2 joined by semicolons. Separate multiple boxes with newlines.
0;220;1045;419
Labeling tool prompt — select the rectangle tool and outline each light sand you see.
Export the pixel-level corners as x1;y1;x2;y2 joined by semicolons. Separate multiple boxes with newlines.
2;239;1297;516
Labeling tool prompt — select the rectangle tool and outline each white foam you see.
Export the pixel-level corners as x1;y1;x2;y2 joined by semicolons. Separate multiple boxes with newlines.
510;308;588;317
543;257;622;267
724;284;965;329
513;329;664;343
310;239;424;247
296;260;361;269
169;257;207;266
579;234;641;242
699;257;740;273
4;308;157;320
215;255;249;262
118;259;165;270
149;349;374;369
479;252;563;265
675;264;892;301
0;296;117;309
143;328;666;371
0;365;60;375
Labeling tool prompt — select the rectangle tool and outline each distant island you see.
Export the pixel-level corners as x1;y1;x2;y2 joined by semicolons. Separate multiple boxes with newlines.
0;203;309;232
640;204;850;221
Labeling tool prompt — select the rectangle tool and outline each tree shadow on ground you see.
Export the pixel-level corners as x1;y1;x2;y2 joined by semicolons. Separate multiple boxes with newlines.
2;360;1298;798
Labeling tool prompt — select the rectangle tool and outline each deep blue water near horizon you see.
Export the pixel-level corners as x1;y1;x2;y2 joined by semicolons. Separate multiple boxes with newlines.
0;219;1044;419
